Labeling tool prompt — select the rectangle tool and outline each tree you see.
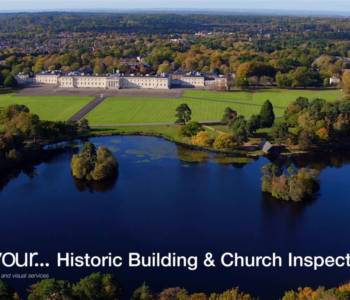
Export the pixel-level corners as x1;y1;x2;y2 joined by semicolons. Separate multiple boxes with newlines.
221;107;237;125
259;100;275;128
271;122;290;143
0;280;18;300
192;131;214;147
213;133;236;150
235;77;249;89
230;116;248;144
298;130;315;150
132;283;154;300
73;273;122;300
77;118;90;134
276;72;292;88
28;279;73;300
247;114;261;133
288;67;322;88
175;104;192;124
3;74;17;88
71;143;118;181
179;121;203;137
93;61;106;75
91;147;118;181
261;163;319;202
159;288;188;300
157;61;171;74
342;71;350;99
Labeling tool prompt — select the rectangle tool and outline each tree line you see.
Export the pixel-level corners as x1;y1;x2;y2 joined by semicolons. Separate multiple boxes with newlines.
2;13;350;88
0;272;349;300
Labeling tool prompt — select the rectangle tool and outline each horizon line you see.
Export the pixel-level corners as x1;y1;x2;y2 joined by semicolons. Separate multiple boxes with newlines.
0;8;349;17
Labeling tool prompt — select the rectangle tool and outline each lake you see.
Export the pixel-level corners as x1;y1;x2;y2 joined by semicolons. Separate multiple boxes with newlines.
0;136;350;299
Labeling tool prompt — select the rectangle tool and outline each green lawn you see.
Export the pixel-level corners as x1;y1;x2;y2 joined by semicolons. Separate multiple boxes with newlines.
87;89;341;125
0;94;92;121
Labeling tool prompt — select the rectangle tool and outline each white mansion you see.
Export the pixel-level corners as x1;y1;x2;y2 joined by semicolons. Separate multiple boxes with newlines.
17;73;230;90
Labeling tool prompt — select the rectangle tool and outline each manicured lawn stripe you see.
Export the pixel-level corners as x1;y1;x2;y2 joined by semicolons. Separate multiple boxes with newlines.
0;95;93;121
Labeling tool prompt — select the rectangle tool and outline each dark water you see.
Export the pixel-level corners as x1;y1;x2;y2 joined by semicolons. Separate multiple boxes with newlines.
0;136;350;299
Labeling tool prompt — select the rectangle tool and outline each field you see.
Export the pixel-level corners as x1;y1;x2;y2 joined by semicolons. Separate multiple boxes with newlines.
87;89;341;125
0;94;92;121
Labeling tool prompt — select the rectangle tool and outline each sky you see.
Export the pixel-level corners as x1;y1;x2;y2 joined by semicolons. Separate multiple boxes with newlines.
1;0;350;13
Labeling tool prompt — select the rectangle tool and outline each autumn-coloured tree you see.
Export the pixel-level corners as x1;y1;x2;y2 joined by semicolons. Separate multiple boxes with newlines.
342;71;350;99
192;131;214;147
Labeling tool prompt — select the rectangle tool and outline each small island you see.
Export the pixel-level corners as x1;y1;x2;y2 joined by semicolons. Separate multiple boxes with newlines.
261;163;320;202
71;142;118;182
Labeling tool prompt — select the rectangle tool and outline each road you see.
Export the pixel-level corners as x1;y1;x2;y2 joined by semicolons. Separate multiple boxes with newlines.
68;95;106;122
91;121;223;127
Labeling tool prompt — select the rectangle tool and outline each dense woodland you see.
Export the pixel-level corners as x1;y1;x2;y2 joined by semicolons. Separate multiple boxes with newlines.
0;272;350;300
1;13;350;87
0;104;89;171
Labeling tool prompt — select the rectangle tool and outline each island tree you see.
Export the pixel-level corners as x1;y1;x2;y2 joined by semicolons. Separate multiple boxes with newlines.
71;142;118;182
261;163;319;202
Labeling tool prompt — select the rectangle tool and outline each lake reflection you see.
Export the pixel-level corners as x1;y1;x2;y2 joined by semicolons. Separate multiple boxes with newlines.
0;136;350;300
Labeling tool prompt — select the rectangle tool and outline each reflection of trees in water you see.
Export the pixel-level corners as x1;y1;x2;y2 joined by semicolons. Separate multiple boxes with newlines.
175;146;210;163
175;145;253;168
260;191;318;231
0;148;68;191
72;176;118;193
268;150;350;172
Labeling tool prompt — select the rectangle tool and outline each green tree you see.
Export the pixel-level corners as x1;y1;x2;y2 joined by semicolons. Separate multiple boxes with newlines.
3;74;17;88
276;72;292;88
259;100;275;128
221;107;237;125
77;118;90;134
179;121;203;137
0;280;18;300
235;77;249;89
73;273;122;300
132;283;154;300
230;116;248;144
157;61;171;74
175;104;192;124
271;122;290;143
247;114;261;133
28;279;73;300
